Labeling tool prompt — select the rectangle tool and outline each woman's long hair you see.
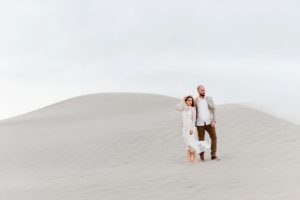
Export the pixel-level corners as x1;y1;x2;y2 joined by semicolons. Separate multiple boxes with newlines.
185;95;195;107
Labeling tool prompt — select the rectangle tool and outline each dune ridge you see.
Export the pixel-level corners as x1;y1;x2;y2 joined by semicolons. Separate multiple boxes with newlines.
0;93;299;200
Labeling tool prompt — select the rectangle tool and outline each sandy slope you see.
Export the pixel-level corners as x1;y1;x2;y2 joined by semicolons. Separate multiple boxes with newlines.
0;93;299;200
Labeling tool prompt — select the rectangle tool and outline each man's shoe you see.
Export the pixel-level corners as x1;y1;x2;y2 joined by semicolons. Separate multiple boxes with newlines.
199;153;205;161
211;155;218;160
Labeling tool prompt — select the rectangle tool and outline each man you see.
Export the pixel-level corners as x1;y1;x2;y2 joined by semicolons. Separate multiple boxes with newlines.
194;85;218;161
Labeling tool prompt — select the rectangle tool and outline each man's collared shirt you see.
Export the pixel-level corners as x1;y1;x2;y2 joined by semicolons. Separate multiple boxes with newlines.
196;97;212;126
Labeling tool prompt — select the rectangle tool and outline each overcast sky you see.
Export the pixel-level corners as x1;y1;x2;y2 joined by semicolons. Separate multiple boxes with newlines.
0;0;300;123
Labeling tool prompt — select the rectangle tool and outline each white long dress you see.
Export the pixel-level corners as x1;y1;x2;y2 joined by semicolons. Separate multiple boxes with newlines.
176;101;210;154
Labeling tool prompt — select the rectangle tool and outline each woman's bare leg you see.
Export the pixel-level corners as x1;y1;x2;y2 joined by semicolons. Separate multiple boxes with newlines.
186;150;191;162
191;151;194;163
189;149;195;162
190;150;196;163
192;151;197;163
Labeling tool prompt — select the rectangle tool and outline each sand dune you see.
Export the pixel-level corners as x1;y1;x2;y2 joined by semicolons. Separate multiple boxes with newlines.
0;93;299;200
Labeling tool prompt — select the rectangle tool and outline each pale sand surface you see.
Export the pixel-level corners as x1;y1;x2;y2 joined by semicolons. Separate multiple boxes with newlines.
0;93;299;199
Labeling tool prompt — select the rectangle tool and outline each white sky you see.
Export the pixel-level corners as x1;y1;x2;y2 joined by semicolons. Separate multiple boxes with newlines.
0;0;300;123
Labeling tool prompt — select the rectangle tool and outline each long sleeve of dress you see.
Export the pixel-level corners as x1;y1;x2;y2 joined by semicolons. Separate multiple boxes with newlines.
191;108;196;128
175;100;187;111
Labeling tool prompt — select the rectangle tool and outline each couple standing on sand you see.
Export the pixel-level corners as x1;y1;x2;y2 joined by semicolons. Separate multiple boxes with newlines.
176;85;218;163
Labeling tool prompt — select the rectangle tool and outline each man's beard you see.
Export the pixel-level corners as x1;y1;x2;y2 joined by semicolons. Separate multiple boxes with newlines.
200;94;205;97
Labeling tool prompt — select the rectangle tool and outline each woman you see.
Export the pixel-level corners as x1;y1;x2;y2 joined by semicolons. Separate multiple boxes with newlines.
176;96;210;163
